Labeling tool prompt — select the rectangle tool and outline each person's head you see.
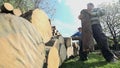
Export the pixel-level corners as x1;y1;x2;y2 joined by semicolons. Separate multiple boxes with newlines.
78;27;82;32
87;3;94;10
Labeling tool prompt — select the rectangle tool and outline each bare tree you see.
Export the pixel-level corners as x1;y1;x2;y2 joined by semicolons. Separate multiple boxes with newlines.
0;0;56;19
100;2;120;50
31;0;41;8
39;0;57;20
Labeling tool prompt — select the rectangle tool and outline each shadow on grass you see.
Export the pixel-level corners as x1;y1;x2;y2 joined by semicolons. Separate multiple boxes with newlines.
60;53;108;68
60;61;107;68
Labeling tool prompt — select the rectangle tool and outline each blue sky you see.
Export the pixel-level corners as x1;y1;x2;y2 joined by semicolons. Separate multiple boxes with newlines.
54;0;74;23
51;0;117;37
52;0;81;37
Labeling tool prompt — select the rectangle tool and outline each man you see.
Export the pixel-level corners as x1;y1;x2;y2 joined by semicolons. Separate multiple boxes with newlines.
78;3;117;62
71;27;88;61
72;27;82;37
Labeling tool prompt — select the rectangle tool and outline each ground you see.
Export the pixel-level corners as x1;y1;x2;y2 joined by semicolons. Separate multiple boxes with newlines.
60;52;120;68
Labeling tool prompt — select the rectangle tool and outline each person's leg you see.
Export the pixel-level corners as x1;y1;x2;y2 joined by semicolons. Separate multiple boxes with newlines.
79;40;88;61
92;24;115;62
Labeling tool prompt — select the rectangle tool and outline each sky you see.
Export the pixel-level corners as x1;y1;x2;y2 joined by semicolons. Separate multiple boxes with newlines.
51;0;118;37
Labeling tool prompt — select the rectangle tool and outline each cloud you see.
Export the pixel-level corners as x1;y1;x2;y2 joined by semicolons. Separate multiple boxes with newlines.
65;0;83;27
52;19;81;37
58;0;62;3
53;0;116;37
65;0;116;26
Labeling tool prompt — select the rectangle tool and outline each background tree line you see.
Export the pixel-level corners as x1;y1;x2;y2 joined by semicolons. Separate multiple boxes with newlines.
0;0;56;19
98;0;120;50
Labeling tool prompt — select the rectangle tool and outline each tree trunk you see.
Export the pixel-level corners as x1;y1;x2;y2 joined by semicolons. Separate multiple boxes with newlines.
0;14;45;68
64;37;72;48
0;3;22;16
12;8;22;16
72;42;79;57
64;37;75;59
1;3;14;13
21;9;52;43
34;0;41;8
113;37;119;50
46;36;67;68
64;37;80;59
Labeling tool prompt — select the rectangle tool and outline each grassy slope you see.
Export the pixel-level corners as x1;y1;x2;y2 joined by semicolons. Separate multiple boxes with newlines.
60;52;120;68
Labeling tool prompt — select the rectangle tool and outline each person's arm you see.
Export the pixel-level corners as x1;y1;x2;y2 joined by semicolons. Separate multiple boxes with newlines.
78;14;83;20
98;8;105;16
78;9;86;20
72;33;77;37
71;32;79;37
90;8;105;17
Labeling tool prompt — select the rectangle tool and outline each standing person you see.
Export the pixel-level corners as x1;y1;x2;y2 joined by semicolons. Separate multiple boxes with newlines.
78;3;117;62
71;27;88;61
72;27;82;38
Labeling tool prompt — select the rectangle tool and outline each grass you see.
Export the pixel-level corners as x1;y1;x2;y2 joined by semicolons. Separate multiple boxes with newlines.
60;52;120;68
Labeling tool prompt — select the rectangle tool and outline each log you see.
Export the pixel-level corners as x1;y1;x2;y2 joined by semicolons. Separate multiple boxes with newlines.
1;3;14;13
57;36;67;65
0;3;22;16
72;42;79;56
67;45;74;58
46;36;67;68
80;9;94;52
47;40;60;68
0;14;45;68
52;26;61;36
52;26;56;36
66;42;79;59
12;8;22;16
72;36;81;40
64;37;78;59
56;31;61;36
21;9;52;43
64;37;72;47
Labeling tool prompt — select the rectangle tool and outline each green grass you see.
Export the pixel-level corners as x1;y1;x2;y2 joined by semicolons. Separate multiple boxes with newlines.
60;52;120;68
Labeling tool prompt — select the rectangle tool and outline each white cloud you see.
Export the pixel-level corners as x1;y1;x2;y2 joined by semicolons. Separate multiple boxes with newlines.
52;19;81;37
54;0;117;37
65;0;117;27
58;0;62;3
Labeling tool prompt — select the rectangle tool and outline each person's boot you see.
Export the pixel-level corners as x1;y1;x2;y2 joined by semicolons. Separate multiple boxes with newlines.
107;58;117;63
78;51;89;61
78;52;88;61
78;57;88;61
106;55;118;63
